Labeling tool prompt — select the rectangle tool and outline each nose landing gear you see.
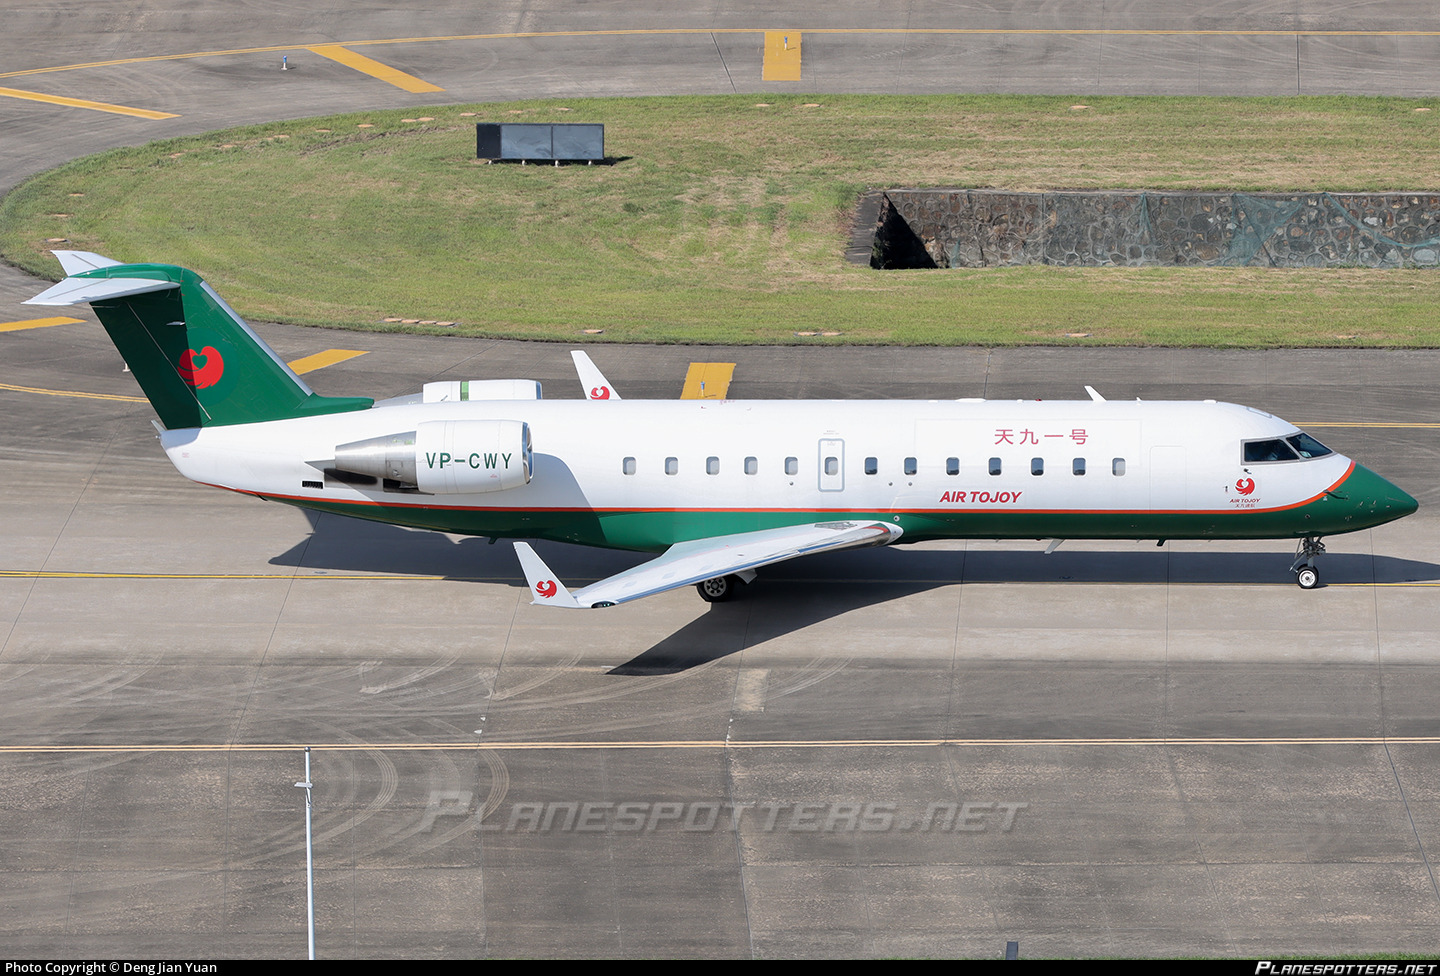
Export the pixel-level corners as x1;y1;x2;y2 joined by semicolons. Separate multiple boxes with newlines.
1290;536;1327;589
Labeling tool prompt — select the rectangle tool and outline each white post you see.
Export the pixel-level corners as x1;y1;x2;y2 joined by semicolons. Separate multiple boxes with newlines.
295;747;315;959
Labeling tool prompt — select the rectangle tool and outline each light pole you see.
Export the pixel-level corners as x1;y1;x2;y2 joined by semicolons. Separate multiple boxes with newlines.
294;747;315;960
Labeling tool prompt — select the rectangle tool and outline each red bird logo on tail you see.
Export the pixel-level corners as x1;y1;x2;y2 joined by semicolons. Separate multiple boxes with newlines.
590;386;610;400
177;346;224;389
536;580;558;598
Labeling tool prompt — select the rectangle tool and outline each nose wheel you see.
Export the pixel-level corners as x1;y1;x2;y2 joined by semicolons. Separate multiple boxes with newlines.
1290;537;1326;589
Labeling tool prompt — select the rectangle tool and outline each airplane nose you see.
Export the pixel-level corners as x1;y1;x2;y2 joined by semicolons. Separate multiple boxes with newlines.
1350;464;1419;522
1388;481;1420;518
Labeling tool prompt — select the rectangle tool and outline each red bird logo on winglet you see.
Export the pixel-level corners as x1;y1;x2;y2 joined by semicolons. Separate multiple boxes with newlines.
177;346;224;389
590;386;610;400
536;580;558;598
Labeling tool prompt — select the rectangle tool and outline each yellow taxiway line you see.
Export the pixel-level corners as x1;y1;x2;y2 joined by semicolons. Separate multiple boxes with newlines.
2;735;1439;754
0;569;1435;588
0;316;83;333
0;571;444;580
307;44;444;93
762;31;802;81
680;362;736;399
0;349;369;402
1299;421;1440;428
0;85;176;119
286;348;369;374
0;382;144;403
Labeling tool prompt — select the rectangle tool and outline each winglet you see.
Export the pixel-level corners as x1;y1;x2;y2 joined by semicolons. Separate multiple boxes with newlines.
1085;385;1106;402
513;542;582;608
571;350;621;400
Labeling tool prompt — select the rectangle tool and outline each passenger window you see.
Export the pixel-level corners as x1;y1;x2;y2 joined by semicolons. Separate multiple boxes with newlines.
785;457;798;476
745;456;758;475
824;456;839;476
864;457;878;475
1112;458;1125;476
989;457;1002;476
707;456;719;475
1243;438;1299;463
1031;458;1044;476
665;457;678;475
623;457;636;476
946;457;959;476
904;457;917;476
1073;458;1086;476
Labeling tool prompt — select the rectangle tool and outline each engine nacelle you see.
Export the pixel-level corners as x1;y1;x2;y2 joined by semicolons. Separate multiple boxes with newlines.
415;419;531;493
422;380;542;402
334;420;532;494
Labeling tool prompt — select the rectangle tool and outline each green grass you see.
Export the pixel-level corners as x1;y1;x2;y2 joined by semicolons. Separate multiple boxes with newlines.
4;93;1440;346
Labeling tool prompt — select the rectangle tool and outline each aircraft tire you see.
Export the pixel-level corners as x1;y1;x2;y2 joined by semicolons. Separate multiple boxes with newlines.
1296;566;1320;589
696;575;737;602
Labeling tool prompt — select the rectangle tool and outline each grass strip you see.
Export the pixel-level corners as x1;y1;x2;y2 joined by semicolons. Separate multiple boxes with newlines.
4;94;1440;347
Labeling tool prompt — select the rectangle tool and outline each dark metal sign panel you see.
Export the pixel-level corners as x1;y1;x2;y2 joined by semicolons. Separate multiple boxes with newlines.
476;123;605;162
502;124;554;160
552;124;604;160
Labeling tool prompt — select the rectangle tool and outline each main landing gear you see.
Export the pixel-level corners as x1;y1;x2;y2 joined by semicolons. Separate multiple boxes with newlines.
695;570;756;603
1290;536;1327;589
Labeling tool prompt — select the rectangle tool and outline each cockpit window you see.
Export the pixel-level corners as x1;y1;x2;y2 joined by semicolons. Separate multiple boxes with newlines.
1243;438;1299;463
1286;432;1333;459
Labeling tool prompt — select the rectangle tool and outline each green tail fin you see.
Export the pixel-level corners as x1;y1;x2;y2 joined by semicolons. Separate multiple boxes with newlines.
26;258;372;429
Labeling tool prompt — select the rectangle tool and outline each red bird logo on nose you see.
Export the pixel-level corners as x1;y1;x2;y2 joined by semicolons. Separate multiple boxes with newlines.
590;386;610;400
1236;477;1256;496
536;580;558;598
177;346;224;389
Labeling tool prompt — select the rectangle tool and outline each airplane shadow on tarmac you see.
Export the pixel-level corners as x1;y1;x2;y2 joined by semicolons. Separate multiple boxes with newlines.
270;510;1440;673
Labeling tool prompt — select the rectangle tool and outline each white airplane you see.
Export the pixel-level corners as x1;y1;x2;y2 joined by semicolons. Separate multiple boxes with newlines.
27;253;1418;607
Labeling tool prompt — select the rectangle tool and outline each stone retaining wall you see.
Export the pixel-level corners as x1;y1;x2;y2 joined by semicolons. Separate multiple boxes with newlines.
870;190;1440;269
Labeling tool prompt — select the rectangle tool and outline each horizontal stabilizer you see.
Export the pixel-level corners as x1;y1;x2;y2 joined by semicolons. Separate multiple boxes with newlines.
26;253;373;429
52;250;123;275
571;350;622;400
24;275;179;307
519;520;902;609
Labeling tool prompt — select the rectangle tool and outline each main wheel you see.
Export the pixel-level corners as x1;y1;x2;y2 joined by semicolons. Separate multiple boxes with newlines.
696;575;737;602
1296;566;1320;589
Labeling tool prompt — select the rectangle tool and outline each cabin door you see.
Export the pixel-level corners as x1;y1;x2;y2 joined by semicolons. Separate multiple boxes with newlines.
1148;445;1188;510
817;438;845;492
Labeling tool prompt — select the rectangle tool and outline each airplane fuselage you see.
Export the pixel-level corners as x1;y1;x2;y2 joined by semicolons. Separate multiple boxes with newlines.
157;396;1410;552
27;253;1419;603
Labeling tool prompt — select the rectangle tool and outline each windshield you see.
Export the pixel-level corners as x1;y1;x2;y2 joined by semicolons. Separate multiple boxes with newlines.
1242;432;1335;463
1286;432;1334;459
1243;438;1299;463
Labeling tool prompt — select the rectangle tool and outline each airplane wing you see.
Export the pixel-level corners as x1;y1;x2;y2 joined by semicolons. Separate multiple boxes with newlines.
571;350;621;400
513;520;903;608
